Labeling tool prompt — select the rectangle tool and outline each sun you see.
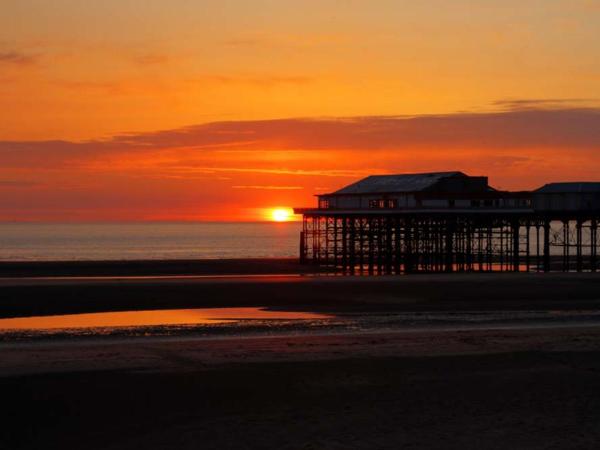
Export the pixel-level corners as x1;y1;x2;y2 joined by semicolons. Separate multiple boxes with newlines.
270;208;293;222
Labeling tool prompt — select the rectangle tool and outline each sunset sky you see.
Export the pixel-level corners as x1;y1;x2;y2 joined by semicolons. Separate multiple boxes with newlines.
1;0;600;221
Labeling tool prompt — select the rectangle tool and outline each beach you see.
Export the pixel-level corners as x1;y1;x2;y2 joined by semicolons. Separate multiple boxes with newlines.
1;259;600;449
1;259;600;318
3;327;600;449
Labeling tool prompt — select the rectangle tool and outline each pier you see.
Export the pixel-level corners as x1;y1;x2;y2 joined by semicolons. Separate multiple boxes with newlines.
295;172;600;274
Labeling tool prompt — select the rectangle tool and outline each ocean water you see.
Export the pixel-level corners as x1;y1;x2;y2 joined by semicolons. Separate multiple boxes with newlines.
0;222;302;261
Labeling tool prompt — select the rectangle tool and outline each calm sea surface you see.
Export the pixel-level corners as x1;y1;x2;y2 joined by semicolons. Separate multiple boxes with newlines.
0;222;302;261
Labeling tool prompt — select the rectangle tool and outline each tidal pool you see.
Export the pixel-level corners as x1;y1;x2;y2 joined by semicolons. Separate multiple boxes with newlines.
0;307;332;331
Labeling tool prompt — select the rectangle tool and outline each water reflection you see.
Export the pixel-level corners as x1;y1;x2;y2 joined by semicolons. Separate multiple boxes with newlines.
0;307;332;331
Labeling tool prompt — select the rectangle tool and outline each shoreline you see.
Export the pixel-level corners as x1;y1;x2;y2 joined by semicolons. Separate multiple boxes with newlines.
1;271;600;319
2;260;600;449
0;257;326;278
0;255;590;277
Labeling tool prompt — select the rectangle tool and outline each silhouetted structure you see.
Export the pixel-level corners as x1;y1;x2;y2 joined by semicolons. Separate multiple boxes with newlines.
294;172;600;273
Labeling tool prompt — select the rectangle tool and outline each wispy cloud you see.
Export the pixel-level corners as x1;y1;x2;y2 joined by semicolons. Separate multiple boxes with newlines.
493;98;597;111
157;166;367;178
54;80;125;94
50;73;311;97
0;51;37;66
188;74;313;87
133;53;170;66
221;32;350;49
0;180;40;187
232;185;303;190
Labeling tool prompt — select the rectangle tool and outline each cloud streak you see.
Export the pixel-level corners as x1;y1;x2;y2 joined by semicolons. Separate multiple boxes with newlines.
188;74;313;87
493;98;598;111
1;105;599;169
0;180;40;187
0;51;37;66
231;185;303;190
133;53;170;66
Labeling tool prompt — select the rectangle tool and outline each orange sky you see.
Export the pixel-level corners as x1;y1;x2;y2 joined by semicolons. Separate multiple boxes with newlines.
1;1;600;221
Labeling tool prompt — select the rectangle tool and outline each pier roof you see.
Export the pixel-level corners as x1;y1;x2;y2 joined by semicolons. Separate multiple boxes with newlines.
536;183;600;193
330;172;465;195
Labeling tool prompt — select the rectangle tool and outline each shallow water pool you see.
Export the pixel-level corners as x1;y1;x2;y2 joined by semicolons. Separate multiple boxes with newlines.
0;307;332;330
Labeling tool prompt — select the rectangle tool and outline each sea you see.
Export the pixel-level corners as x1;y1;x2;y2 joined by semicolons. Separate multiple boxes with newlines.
0;221;576;262
0;222;302;261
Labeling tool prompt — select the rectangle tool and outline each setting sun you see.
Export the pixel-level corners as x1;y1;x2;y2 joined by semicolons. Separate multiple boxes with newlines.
270;208;294;222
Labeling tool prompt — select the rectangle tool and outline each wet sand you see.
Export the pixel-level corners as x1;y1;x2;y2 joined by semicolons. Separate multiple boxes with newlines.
2;270;600;319
2;261;600;449
0;257;327;278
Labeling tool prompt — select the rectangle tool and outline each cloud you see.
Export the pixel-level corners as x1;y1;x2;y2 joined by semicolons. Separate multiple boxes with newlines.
188;74;313;87
0;51;37;66
221;32;350;49
1;103;599;170
493;98;597;111
149;166;367;178
54;80;125;94
0;180;40;187
232;185;304;190
113;106;600;153
222;37;263;47
50;73;312;98
133;54;170;66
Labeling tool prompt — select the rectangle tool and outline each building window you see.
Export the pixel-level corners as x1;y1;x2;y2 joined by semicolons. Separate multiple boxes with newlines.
471;200;480;208
369;199;397;209
449;199;455;208
319;199;330;209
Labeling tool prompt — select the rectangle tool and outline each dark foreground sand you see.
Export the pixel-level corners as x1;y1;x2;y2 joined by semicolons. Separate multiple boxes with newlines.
2;261;600;449
2;327;600;450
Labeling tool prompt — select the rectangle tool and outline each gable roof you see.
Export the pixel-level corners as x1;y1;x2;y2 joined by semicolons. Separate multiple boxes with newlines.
330;172;465;195
536;182;600;194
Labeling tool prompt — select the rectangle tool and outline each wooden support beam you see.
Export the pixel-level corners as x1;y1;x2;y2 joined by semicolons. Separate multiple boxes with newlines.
576;220;583;272
512;220;520;272
445;220;454;273
543;220;551;273
592;219;598;273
